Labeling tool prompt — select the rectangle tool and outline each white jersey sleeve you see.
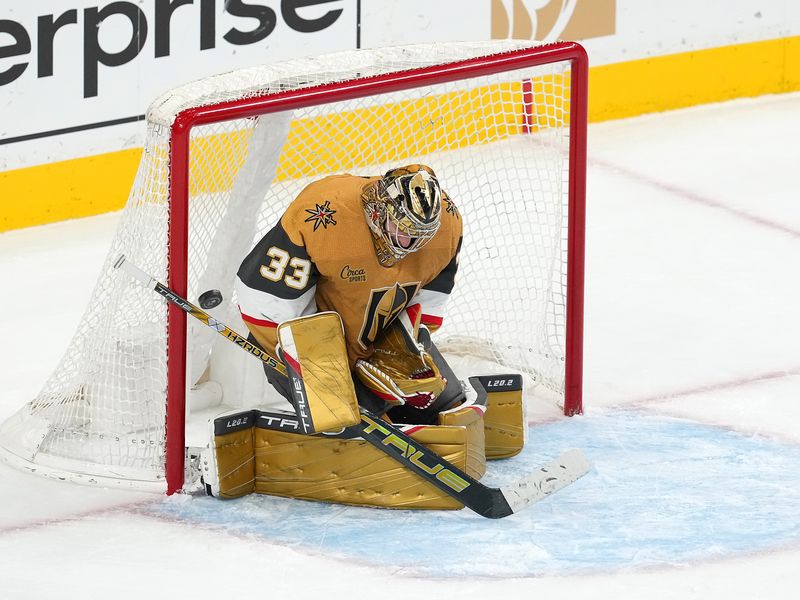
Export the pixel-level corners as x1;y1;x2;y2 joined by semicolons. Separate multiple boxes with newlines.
411;236;461;331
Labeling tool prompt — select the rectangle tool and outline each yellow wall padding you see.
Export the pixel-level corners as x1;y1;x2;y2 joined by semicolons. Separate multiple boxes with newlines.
589;36;800;122
3;36;798;233
1;148;141;232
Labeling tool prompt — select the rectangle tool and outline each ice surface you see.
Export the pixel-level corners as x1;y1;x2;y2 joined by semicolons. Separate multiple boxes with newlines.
150;414;800;578
1;93;799;599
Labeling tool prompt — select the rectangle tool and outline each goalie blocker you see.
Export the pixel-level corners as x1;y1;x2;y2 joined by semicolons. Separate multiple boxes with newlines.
275;312;361;434
201;373;525;510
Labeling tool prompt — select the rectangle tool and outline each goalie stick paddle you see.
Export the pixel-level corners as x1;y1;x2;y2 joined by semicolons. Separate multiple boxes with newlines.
113;254;590;518
353;415;589;518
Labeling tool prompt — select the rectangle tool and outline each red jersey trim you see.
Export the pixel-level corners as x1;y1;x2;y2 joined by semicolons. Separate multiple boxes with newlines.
420;314;444;327
282;350;303;377
405;303;422;325
239;307;278;328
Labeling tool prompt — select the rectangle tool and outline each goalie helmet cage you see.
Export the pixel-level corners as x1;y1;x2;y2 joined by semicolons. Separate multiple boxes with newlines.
0;40;587;494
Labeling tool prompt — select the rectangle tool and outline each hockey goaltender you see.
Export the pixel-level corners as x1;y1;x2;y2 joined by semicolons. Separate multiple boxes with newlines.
175;164;588;514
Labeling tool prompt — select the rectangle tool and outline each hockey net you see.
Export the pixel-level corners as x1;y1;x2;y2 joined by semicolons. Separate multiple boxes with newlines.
0;41;587;492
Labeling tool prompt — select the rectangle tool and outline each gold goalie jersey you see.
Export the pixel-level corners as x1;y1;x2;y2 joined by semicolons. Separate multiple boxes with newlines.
234;173;462;366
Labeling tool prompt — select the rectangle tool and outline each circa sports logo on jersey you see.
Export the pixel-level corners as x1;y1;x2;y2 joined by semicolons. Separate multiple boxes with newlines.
340;265;367;283
304;200;337;231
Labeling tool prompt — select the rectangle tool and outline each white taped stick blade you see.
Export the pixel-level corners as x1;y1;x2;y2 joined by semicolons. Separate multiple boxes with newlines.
113;255;157;288
500;449;590;513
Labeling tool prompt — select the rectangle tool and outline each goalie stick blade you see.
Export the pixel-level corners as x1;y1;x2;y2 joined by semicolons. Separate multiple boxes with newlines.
356;410;589;519
499;448;590;514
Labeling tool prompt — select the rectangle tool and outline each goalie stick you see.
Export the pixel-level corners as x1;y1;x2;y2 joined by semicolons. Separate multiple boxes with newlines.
113;254;590;518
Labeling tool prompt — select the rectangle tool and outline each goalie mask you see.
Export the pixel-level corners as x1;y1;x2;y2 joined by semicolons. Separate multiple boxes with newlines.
363;165;442;266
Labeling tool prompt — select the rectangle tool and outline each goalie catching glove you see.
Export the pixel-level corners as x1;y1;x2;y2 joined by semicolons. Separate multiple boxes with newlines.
355;307;446;409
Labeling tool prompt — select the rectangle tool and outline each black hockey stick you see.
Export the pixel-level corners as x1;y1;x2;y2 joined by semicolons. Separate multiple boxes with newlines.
113;254;590;518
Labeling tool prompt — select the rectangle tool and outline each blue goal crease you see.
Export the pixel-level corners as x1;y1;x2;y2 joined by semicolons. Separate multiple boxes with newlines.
148;411;800;578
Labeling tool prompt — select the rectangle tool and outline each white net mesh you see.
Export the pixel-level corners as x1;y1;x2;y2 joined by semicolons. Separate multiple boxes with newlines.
0;41;580;490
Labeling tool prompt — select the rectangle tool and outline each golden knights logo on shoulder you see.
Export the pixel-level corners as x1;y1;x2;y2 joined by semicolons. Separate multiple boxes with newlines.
304;200;337;231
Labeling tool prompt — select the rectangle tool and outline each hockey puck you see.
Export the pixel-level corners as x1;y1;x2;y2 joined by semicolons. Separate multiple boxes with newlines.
198;289;223;309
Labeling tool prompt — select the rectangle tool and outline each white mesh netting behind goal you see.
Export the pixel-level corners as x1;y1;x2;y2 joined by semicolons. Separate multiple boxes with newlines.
0;40;586;492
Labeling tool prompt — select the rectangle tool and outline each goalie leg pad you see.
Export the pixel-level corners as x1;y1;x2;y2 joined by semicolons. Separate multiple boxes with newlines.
474;375;525;459
251;418;483;510
205;407;488;510
437;399;487;479
204;409;257;498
